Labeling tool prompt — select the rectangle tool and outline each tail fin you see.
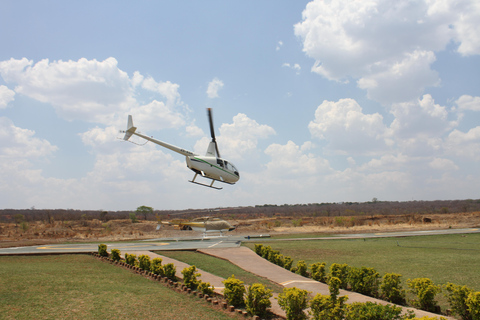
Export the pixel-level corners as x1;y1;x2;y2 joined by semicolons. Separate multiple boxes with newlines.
123;115;137;140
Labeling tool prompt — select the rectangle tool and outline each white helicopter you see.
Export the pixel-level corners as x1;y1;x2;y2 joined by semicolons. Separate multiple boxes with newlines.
121;108;240;190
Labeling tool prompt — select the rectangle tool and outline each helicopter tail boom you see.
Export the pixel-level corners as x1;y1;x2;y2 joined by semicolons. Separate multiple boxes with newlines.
123;115;137;140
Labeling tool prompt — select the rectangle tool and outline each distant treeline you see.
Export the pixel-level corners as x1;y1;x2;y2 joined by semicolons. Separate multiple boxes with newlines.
1;199;480;222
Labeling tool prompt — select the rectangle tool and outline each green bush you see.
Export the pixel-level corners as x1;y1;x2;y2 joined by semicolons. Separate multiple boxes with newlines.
150;258;164;276
125;253;137;266
274;253;285;268
295;260;308;277
309;277;347;320
260;245;272;259
222;275;245;307
443;283;474;320
407;278;441;312
138;255;151;271
348;266;380;297
181;265;200;290
110;249;121;262
344;302;404;320
98;244;108;257
329;263;349;289
466;291;480;320
254;244;264;255
381;273;406;305
197;281;215;296
245;283;273;317
163;263;176;281
283;256;294;271
310;262;327;283
278;287;309;320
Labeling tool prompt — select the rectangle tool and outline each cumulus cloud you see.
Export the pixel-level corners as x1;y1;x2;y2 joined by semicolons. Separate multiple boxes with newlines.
308;98;390;155
456;95;480;111
294;0;480;104
445;126;480;160
0;57;188;130
0;57;133;123
0;85;15;108
194;113;275;159
0;117;57;159
206;77;224;98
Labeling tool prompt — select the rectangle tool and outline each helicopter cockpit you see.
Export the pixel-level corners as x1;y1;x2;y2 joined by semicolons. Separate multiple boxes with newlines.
216;159;239;177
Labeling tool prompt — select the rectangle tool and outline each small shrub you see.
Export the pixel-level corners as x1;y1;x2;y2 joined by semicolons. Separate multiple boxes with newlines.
181;265;200;290
443;283;473;320
110;249;121;262
125;253;137;266
381;273;406;305
197;281;215;296
260;245;272;259
129;212;138;223
344;302;404;320
138;255;151;271
98;244;108;257
245;283;273;317
151;258;164;276
329;263;349;289
254;244;264;255
407;278;441;312
222;275;245;307
163;263;176;281
310;278;347;320
295;260;308;277
274;254;285;268
278;287;309;320
348;266;380;297
310;262;327;283
283;256;294;271
466;291;480;320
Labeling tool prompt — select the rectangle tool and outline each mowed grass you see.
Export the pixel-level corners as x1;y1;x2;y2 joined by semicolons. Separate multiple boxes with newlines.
156;250;283;293
244;233;480;291
0;255;238;320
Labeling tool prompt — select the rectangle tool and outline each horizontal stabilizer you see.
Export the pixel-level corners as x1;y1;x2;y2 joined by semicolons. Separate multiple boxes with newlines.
123;115;137;140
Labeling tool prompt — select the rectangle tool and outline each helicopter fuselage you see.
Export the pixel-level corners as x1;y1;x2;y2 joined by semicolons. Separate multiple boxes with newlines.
186;156;239;184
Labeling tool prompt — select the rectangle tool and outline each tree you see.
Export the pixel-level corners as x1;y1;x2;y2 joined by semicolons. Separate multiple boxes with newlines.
136;206;153;220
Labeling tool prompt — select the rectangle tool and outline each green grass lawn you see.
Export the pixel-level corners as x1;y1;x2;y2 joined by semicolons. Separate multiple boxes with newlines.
243;233;480;291
0;255;239;320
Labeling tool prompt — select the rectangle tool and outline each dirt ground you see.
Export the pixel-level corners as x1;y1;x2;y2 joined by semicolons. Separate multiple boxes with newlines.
1;211;479;248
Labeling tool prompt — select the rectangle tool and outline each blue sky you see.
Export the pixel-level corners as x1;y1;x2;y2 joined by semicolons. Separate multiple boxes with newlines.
1;1;479;211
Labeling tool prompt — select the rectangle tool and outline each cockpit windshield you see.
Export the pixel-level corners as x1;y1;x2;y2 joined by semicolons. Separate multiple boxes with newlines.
224;161;239;176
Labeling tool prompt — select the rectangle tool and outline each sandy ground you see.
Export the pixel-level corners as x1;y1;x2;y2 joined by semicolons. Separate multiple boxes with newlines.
1;211;479;248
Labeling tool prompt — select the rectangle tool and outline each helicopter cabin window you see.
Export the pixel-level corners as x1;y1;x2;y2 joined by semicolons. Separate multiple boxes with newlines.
217;159;224;167
224;161;234;171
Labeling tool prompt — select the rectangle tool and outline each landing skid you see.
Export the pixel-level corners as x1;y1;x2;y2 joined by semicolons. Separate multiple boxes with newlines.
189;173;223;190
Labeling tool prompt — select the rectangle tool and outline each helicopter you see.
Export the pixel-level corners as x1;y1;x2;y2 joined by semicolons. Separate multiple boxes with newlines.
121;108;240;189
161;216;236;238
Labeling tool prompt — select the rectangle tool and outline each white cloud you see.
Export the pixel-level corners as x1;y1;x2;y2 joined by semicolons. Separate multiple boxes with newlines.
282;63;301;74
294;0;479;104
194;113;275;159
0;57;134;123
308;98;390;155
206;77;224;99
265;140;331;177
276;41;283;51
445;126;480;160
0;117;57;159
428;158;459;171
0;85;15;108
456;95;480;111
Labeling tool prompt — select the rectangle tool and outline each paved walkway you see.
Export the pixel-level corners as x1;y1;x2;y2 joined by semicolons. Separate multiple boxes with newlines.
130;247;453;319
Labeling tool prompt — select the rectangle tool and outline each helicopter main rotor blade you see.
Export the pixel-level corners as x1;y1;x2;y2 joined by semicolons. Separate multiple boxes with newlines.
207;108;221;158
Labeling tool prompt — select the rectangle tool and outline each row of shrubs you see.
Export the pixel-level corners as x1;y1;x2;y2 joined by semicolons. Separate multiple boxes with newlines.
254;244;480;320
97;244;274;318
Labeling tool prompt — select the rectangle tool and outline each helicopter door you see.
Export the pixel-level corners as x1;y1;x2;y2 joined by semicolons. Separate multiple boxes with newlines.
217;159;224;168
